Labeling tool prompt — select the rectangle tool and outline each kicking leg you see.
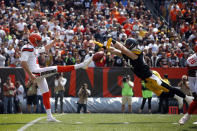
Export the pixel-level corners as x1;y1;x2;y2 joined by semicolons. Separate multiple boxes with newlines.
32;57;93;79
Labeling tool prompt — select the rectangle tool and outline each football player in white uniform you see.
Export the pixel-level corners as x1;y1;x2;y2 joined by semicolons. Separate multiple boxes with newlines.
20;33;93;122
179;35;197;125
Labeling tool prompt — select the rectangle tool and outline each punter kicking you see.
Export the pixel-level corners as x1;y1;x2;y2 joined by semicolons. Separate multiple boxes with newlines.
20;33;92;122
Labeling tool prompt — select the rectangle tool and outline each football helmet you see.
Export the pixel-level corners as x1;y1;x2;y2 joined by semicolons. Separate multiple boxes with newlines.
28;33;42;47
124;38;138;50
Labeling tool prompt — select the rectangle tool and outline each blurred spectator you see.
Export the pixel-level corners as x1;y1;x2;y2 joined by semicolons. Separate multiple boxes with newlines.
106;52;114;67
53;55;64;66
84;50;95;67
139;80;153;113
14;81;24;113
77;83;91;113
36;88;45;113
157;52;169;68
3;77;15;114
178;75;191;112
158;74;170;114
54;73;67;113
65;52;75;65
151;52;159;67
113;55;124;67
0;77;3;114
0;50;6;67
26;80;38;113
178;75;191;96
0;0;194;68
38;53;47;67
121;75;134;113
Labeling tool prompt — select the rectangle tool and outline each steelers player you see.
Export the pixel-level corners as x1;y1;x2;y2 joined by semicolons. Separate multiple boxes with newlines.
107;38;193;109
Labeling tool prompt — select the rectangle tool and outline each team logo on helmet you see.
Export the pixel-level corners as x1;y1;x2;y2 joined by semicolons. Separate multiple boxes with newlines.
28;33;42;47
124;38;138;50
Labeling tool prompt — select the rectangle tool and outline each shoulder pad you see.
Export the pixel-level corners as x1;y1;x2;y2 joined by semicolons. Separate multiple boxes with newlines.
131;49;141;55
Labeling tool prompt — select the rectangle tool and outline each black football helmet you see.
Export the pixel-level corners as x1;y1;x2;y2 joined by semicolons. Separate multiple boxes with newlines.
124;38;138;50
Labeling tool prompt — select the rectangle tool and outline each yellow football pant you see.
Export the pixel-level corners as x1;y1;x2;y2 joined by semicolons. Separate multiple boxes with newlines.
144;71;169;96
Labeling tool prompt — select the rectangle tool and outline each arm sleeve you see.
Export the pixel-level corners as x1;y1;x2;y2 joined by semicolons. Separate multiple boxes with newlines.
37;47;45;53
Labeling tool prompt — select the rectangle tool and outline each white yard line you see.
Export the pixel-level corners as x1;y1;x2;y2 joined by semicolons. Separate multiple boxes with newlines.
17;117;46;131
17;114;64;131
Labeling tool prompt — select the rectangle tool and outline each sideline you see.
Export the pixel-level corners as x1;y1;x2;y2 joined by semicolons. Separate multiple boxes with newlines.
17;114;64;131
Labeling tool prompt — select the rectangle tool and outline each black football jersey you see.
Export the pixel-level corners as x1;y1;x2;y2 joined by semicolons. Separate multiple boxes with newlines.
122;49;152;79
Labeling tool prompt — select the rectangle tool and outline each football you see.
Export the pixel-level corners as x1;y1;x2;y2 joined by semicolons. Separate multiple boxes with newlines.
93;51;104;62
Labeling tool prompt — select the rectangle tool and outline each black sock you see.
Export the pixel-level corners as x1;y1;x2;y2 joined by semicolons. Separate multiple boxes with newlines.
161;82;186;98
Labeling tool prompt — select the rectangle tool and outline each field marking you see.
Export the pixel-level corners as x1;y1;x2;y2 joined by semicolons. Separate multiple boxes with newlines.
17;114;64;131
17;116;46;131
75;122;83;124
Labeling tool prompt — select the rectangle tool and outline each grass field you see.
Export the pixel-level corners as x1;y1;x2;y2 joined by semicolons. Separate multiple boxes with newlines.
0;114;197;131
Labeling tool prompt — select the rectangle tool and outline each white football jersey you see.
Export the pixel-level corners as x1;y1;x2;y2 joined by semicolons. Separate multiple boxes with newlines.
20;44;45;71
187;53;197;67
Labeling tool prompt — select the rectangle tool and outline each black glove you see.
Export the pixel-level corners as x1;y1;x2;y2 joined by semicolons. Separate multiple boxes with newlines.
102;46;106;50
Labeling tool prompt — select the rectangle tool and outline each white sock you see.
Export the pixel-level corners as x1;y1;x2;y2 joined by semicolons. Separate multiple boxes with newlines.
174;94;182;101
46;109;52;118
74;63;84;70
184;113;190;118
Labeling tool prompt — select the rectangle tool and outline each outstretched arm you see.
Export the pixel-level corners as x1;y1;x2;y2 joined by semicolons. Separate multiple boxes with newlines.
112;40;138;60
45;38;58;51
108;46;122;57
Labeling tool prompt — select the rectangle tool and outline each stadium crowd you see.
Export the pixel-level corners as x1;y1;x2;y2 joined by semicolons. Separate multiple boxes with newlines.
0;0;196;113
0;0;196;69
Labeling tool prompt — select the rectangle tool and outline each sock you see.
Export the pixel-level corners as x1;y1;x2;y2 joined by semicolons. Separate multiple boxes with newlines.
46;109;52;118
57;65;75;73
74;63;84;69
161;82;186;98
174;94;183;108
188;100;197;114
43;92;51;110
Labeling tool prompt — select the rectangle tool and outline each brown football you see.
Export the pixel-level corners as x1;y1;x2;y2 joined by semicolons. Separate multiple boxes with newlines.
93;51;104;62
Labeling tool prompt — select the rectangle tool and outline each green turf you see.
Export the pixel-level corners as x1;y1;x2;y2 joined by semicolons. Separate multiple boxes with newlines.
0;114;197;131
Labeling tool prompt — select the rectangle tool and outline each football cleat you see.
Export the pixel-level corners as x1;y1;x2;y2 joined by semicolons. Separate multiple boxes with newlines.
179;113;190;125
193;121;197;125
47;116;61;122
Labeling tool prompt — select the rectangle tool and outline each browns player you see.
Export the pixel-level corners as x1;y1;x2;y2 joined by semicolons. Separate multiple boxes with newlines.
179;33;197;125
20;33;93;122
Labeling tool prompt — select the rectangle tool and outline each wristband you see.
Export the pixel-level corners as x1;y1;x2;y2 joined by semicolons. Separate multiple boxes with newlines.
112;39;116;44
